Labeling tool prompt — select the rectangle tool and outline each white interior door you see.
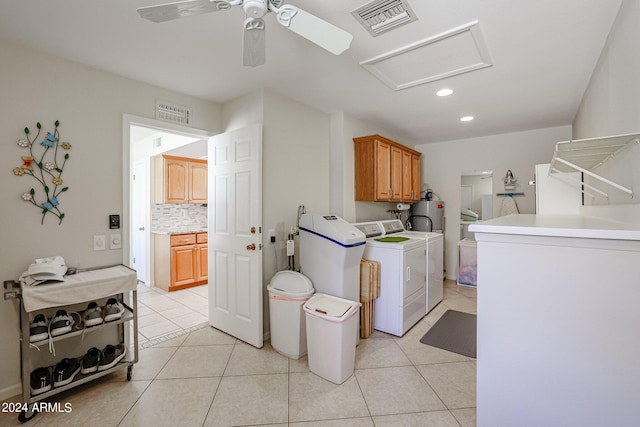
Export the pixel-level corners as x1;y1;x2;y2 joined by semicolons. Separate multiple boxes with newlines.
208;124;263;348
132;159;148;283
461;185;473;210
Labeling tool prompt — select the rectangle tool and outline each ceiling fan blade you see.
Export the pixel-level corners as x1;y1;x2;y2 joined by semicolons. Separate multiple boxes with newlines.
276;5;353;55
243;18;266;67
137;0;233;23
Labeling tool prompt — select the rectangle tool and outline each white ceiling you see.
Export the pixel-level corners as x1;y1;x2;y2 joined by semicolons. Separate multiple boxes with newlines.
0;0;622;144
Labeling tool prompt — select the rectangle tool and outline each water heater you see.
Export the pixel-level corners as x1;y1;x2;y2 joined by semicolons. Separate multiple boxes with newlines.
408;200;445;233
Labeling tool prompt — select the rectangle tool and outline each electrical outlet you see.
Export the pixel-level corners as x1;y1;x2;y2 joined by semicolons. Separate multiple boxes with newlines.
93;235;106;251
110;234;122;250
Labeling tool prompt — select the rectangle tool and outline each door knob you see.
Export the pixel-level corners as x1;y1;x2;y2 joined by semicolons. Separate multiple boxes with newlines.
246;243;256;251
138;227;145;231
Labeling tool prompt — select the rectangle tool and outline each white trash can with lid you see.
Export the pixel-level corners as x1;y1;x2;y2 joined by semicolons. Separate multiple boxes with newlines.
303;293;361;384
267;271;314;359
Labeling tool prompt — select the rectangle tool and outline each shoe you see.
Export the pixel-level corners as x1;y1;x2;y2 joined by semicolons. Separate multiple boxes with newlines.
81;347;101;374
49;309;75;337
30;367;51;396
29;314;49;342
103;298;125;322
98;344;126;371
83;302;103;327
53;358;81;387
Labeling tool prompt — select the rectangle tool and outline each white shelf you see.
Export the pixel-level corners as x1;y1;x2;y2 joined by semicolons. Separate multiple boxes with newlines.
549;133;640;199
28;305;134;347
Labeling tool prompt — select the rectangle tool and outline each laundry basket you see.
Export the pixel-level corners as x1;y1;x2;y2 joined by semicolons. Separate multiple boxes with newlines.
458;238;477;287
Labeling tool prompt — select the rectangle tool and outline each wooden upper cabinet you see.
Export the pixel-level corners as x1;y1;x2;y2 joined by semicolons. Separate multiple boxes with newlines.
402;150;413;201
411;154;421;201
390;145;403;201
189;160;208;204
374;140;392;200
155;155;208;204
354;134;421;202
165;157;188;204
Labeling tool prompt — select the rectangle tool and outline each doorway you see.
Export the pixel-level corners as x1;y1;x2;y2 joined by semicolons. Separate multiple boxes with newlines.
124;115;213;345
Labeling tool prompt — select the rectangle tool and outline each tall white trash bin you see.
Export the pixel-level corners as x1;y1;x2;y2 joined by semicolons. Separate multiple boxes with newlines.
303;293;361;384
267;271;314;359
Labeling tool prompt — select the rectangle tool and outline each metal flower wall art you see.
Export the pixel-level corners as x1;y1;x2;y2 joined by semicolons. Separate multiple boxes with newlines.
13;120;71;224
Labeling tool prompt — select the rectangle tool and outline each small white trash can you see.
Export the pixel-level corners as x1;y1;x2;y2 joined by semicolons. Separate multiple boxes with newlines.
267;271;314;359
303;293;361;384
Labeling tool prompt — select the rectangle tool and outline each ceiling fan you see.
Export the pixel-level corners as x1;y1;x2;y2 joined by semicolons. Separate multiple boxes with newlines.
137;0;353;67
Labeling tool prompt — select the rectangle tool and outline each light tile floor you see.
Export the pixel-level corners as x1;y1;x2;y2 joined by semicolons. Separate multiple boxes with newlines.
135;283;210;348
2;280;476;426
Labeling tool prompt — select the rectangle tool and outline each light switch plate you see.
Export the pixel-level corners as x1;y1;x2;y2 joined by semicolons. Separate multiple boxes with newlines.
110;234;122;250
93;235;106;251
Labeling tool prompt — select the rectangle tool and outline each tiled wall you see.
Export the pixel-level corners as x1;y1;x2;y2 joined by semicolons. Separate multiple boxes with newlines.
151;204;208;232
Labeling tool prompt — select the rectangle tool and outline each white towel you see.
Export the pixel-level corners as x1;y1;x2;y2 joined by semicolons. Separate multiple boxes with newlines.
499;196;520;216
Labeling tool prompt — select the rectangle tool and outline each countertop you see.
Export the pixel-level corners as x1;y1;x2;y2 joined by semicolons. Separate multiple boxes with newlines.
151;229;208;235
468;214;640;240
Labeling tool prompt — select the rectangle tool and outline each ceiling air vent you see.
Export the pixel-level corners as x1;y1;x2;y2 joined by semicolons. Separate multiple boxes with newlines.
156;101;192;126
352;0;418;37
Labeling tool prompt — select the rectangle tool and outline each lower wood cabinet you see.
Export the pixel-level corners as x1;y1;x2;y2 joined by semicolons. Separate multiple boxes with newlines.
154;232;208;292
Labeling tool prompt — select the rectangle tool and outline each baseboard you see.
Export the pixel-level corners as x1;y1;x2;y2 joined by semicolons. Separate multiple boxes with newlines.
0;382;22;401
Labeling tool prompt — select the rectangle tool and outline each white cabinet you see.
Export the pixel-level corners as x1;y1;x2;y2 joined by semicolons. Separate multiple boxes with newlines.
470;215;640;427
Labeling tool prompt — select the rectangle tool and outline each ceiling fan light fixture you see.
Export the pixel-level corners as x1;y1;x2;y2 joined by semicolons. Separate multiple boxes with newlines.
138;0;352;65
243;0;267;18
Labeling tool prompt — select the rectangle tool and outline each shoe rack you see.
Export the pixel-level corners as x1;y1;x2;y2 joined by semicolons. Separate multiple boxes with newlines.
4;264;138;423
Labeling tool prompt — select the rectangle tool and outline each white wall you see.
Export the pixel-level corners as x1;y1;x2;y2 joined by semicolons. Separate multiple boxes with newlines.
221;89;332;335
416;126;572;279
573;0;640;220
0;38;221;398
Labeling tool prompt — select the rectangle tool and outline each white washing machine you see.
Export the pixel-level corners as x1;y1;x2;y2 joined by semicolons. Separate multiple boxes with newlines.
378;219;444;313
352;222;426;336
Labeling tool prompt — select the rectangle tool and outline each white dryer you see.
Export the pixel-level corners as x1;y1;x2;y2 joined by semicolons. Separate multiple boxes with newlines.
353;222;426;336
378;219;444;313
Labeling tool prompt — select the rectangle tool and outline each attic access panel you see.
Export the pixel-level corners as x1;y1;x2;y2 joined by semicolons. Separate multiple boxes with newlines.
360;20;492;91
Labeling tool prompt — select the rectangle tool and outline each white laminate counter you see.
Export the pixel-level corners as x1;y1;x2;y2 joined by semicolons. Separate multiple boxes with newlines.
469;213;640;240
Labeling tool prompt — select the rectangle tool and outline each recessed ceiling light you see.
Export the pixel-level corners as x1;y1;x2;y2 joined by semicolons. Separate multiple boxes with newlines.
460;116;474;122
436;88;454;97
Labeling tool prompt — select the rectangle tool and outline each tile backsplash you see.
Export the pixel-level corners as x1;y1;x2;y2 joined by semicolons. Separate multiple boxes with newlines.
151;204;207;232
